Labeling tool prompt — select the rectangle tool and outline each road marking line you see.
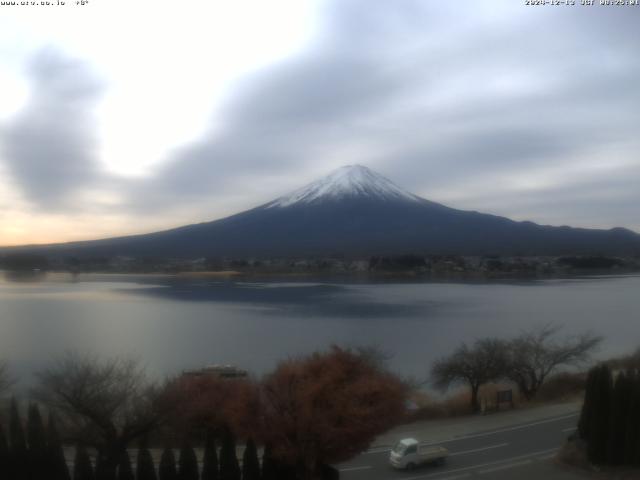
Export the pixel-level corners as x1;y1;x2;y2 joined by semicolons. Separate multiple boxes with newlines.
365;413;577;455
478;459;532;474
449;442;509;457
433;474;471;480
537;453;557;460
365;441;508;457
396;447;561;480
338;465;372;472
415;413;579;447
562;426;577;433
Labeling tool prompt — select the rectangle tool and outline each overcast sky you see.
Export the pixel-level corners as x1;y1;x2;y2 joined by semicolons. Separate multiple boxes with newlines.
0;0;638;245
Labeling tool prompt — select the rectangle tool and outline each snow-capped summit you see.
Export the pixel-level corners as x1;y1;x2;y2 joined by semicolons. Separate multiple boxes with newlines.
267;164;421;208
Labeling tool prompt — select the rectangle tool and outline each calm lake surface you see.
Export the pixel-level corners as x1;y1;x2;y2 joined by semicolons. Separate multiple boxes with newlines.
0;272;638;383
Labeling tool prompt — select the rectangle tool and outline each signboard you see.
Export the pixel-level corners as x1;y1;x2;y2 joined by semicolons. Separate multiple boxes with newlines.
496;389;514;410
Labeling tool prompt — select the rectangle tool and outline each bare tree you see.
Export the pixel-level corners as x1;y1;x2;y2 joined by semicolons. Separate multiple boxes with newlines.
505;324;602;400
33;353;170;480
431;338;508;412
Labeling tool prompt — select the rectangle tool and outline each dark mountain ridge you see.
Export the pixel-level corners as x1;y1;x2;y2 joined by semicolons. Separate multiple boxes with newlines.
3;165;640;259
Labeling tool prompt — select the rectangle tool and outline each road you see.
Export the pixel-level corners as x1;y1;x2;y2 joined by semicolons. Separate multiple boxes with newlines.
337;412;585;480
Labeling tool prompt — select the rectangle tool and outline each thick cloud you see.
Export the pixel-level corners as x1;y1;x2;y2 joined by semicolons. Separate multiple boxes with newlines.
3;1;640;235
1;48;105;210
130;1;444;208
130;0;639;233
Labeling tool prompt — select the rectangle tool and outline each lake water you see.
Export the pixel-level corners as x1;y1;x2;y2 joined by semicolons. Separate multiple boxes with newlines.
0;272;638;384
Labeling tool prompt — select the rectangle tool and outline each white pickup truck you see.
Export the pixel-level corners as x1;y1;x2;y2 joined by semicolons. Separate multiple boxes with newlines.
389;438;448;470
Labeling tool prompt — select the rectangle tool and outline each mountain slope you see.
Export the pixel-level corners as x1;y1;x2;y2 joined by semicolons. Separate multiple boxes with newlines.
4;165;640;258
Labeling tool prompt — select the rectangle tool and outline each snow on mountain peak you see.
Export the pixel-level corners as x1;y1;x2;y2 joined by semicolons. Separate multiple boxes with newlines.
267;165;421;208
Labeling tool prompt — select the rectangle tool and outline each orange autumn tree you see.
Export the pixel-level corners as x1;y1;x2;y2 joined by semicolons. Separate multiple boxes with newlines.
260;346;408;479
162;373;260;441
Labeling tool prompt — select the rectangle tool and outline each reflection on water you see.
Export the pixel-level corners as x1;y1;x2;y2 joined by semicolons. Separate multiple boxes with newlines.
3;270;47;283
0;272;638;384
129;281;433;318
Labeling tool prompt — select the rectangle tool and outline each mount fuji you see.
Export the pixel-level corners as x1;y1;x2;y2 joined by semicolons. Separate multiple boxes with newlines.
7;165;640;258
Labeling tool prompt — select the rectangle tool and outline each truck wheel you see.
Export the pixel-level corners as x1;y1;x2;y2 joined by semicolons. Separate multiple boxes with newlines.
406;463;416;471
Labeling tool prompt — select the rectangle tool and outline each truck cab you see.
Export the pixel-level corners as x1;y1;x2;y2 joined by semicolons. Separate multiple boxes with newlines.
389;438;448;470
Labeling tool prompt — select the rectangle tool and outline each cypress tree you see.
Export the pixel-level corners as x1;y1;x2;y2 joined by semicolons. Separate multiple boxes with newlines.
278;462;296;480
607;371;628;465
260;444;277;480
73;445;95;480
320;464;340;480
241;438;260;480
158;447;178;480
261;444;295;480
621;370;636;465
178;441;198;480
587;365;613;465
0;423;10;479
635;371;640;466
219;426;240;480
95;453;105;480
116;450;134;480
47;413;71;480
10;398;28;480
628;370;640;466
28;403;48;479
95;450;119;480
136;438;157;480
201;430;218;480
578;366;597;440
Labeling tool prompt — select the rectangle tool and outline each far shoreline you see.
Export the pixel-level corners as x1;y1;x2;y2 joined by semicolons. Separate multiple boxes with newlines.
2;267;639;285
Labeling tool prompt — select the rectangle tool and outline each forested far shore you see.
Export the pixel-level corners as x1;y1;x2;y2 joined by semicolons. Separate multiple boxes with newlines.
1;253;639;277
